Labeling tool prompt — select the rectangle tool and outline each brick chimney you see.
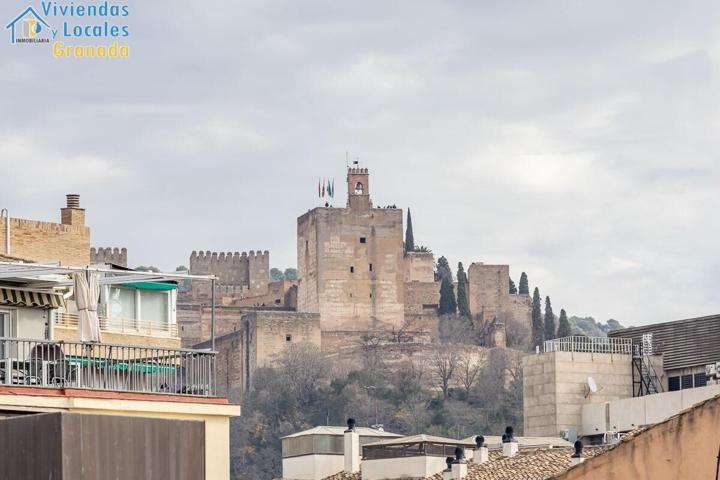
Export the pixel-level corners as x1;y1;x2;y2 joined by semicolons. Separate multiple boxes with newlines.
61;194;85;226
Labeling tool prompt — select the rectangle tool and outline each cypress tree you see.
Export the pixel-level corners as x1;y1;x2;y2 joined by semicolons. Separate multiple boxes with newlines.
531;287;544;348
457;262;471;318
518;272;529;295
509;278;517;294
557;309;572;338
544;296;556;340
435;256;452;282
439;277;457;315
405;209;415;253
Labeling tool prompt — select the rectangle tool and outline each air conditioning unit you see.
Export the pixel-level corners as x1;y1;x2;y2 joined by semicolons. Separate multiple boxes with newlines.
706;363;718;379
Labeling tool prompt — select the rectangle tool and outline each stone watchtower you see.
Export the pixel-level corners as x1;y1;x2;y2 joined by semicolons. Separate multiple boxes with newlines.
297;165;405;347
346;167;372;211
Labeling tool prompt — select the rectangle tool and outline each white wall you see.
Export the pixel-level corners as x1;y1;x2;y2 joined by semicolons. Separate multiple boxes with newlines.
583;384;720;435
282;454;344;480
15;307;47;339
362;456;447;480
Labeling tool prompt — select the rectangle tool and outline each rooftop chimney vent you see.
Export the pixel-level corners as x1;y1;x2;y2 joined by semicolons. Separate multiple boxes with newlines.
66;194;80;208
474;435;485;448
345;418;356;432
572;440;585;458
444;456;453;472
501;426;515;443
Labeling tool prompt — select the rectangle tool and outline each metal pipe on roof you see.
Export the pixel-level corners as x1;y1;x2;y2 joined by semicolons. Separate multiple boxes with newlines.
1;209;9;255
211;278;216;351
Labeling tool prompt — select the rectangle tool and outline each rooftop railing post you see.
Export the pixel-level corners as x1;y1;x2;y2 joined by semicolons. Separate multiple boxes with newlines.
211;278;216;351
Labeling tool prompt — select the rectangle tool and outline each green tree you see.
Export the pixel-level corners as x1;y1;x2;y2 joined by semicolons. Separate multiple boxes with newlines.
531;287;544;349
557;309;572;338
544;296;556;340
405;209;415;253
518;272;529;294
509;278;517;294
439;277;457;315
270;268;285;281
135;265;160;273
456;263;471;318
435;256;452;282
284;268;298;281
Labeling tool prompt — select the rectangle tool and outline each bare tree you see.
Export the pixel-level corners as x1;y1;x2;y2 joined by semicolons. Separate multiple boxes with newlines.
458;350;484;398
505;316;531;351
276;342;327;406
358;333;385;371
431;346;459;399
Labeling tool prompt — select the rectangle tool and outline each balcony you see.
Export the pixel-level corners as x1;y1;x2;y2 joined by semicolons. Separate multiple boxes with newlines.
53;312;178;337
0;337;216;397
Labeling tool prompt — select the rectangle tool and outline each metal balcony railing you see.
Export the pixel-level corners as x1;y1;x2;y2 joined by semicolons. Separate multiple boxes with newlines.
53;312;178;337
543;336;633;355
0;337;216;397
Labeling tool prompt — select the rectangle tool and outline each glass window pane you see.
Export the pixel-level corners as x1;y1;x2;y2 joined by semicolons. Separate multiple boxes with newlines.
139;290;168;323
109;288;135;320
668;376;680;391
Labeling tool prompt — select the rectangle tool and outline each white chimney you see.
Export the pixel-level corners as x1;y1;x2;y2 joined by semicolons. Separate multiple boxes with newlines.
473;436;489;464
344;418;360;473
451;462;467;479
501;426;518;457
570;440;586;467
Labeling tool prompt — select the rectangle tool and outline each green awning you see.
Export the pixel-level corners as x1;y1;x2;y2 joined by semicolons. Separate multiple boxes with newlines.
120;282;177;291
65;356;176;373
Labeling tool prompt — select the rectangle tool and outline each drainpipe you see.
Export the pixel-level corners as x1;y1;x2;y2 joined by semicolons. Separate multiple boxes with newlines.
0;209;9;255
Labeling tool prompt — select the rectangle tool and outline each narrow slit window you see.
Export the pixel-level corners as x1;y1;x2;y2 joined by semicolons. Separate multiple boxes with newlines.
286;334;292;342
350;266;354;273
369;263;373;271
360;237;366;243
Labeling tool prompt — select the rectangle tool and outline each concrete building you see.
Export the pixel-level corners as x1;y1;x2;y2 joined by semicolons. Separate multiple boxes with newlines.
282;425;401;480
608;313;720;392
522;337;635;438
556;393;720;480
524;325;720;444
0;197;240;480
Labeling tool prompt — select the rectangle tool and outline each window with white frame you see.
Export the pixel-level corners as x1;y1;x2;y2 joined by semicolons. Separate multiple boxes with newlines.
108;287;169;326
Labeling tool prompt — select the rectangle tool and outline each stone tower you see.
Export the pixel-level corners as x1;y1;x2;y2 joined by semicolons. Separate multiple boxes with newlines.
297;166;404;345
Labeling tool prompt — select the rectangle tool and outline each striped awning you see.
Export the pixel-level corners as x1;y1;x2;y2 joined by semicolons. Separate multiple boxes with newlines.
0;288;64;309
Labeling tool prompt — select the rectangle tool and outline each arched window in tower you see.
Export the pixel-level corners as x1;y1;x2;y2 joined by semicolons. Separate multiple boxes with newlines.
354;182;364;195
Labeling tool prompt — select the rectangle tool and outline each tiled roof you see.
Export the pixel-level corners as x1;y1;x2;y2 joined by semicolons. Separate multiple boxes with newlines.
429;447;607;480
320;447;609;480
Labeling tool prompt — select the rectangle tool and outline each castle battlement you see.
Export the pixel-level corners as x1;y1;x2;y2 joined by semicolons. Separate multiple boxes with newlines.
90;247;128;267
188;249;270;299
347;167;368;174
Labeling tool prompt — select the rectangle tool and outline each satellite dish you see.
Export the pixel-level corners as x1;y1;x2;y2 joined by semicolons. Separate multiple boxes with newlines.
587;376;598;395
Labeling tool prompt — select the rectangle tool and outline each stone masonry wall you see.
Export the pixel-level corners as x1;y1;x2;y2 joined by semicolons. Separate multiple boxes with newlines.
90;247;128;267
467;262;531;328
297;206;405;333
0;217;90;265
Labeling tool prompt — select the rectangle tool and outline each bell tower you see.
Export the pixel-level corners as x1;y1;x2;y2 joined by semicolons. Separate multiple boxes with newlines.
347;166;371;211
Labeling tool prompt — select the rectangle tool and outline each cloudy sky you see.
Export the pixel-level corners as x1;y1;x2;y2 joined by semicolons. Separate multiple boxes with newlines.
1;1;718;326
